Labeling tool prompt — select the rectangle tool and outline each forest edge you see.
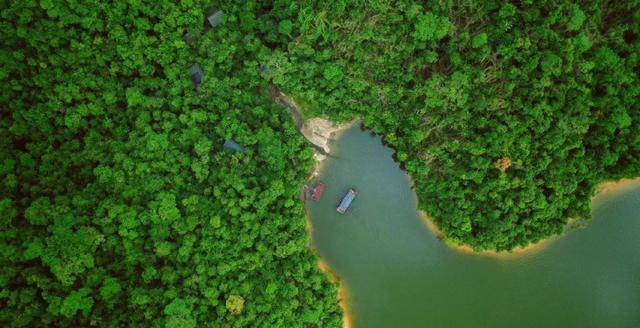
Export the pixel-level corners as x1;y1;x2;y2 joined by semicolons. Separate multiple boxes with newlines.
298;116;639;326
418;177;640;259
275;88;640;326
274;91;357;328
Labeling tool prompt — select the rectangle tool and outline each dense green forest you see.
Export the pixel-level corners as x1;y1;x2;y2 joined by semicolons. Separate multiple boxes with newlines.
1;0;639;326
0;1;343;326
265;0;640;250
270;1;640;250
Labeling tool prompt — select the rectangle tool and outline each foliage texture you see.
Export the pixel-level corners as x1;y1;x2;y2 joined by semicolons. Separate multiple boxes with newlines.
2;0;640;326
265;0;640;250
1;1;341;327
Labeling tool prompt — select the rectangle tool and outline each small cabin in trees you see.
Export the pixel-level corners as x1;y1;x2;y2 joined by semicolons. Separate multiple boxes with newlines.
259;65;271;78
224;139;245;152
190;64;203;88
183;32;195;45
208;11;223;27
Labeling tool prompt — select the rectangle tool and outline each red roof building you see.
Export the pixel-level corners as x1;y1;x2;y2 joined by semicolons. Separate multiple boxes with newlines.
312;182;325;201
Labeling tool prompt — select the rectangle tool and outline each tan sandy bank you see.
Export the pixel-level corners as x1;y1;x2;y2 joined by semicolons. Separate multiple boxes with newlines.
419;210;554;259
304;209;354;327
595;177;640;194
420;177;640;259
315;260;354;328
302;118;358;162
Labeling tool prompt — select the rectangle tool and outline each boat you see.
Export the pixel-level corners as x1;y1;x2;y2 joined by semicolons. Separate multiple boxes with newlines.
311;182;325;201
337;188;357;214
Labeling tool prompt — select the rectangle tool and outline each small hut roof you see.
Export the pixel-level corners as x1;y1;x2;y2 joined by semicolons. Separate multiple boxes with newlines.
224;139;245;152
207;11;223;27
259;65;271;78
190;63;203;86
183;32;195;45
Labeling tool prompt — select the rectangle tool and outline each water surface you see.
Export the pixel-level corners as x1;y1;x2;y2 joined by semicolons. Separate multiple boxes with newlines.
306;125;640;328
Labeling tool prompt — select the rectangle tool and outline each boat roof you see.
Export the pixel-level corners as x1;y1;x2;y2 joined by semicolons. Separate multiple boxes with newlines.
312;183;325;200
337;189;356;212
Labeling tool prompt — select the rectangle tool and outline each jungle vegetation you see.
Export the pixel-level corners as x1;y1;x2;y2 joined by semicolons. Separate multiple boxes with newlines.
264;0;640;250
1;0;639;326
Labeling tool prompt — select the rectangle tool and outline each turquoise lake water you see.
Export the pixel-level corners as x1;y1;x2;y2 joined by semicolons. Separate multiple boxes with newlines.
306;125;640;328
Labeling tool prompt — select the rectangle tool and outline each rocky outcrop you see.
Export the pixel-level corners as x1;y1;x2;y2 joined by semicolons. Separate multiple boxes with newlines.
269;84;355;161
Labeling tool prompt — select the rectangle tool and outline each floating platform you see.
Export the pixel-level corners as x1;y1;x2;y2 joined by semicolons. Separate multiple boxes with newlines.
337;188;357;214
312;182;325;201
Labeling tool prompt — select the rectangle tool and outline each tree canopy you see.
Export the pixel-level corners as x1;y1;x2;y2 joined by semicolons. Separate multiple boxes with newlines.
1;0;639;326
264;0;640;251
1;1;341;326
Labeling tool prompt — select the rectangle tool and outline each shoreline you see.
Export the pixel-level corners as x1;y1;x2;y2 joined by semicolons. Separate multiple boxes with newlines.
316;260;354;328
595;177;640;195
305;119;359;180
419;177;640;258
277;88;359;328
418;210;554;259
308;176;640;327
304;208;354;328
299;111;640;325
301;118;358;328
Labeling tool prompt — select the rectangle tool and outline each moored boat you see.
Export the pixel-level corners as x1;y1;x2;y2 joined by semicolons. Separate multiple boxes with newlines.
337;188;357;214
312;182;325;201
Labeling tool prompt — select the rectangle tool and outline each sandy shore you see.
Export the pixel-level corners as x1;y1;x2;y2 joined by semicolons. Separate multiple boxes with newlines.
339;284;353;328
419;177;640;258
305;211;354;328
595;177;640;195
314;258;353;328
315;260;354;328
301;118;357;328
303;118;360;163
418;210;554;259
276;87;361;328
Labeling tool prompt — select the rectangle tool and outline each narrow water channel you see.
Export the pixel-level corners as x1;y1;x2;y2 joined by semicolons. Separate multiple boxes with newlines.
306;125;640;328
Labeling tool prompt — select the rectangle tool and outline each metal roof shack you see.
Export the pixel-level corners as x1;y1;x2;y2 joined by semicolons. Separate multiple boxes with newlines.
183;32;195;45
190;63;203;88
207;11;223;27
259;65;271;79
224;139;245;152
336;188;357;214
